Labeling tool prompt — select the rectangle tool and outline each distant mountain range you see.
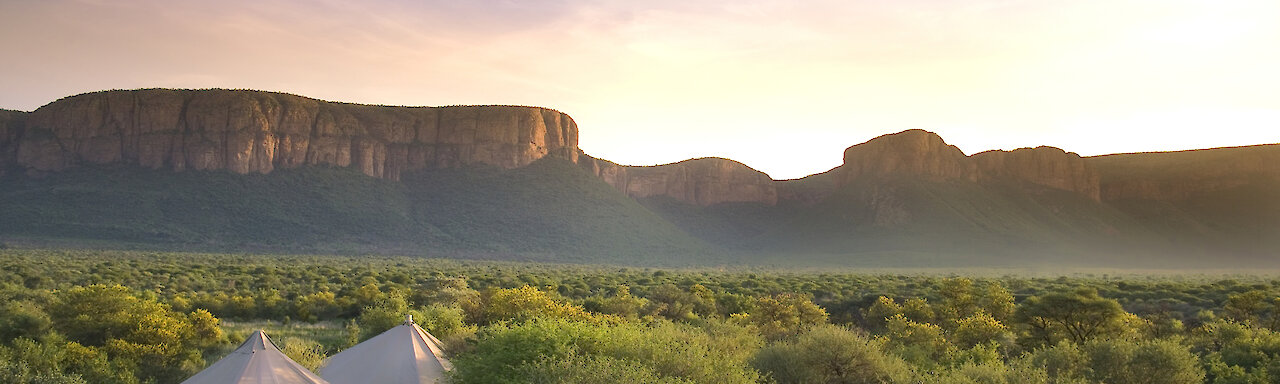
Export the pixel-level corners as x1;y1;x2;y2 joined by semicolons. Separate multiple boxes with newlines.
1;89;1276;267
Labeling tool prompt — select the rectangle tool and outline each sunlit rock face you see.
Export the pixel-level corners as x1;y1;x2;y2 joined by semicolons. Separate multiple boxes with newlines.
1088;144;1280;202
13;89;579;180
581;156;778;206
837;129;978;185
973;146;1101;201
831;129;1102;200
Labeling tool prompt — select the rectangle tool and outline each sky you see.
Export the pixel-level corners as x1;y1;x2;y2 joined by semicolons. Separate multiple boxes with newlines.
1;0;1278;179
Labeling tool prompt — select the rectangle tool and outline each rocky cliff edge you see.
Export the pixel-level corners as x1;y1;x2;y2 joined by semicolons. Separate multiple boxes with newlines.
582;156;778;206
8;89;579;180
835;129;1102;200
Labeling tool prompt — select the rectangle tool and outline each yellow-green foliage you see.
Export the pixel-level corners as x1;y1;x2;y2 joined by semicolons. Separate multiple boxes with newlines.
753;324;915;384
743;293;828;340
2;284;227;383
468;285;600;325
451;318;761;384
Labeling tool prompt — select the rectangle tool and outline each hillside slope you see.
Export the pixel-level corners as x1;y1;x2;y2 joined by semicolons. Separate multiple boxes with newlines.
1088;145;1280;258
0;159;717;264
640;132;1277;267
1;89;1276;268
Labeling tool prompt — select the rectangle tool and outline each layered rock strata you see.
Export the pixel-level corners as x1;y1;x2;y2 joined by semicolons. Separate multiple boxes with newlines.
838;129;978;184
12;89;578;180
583;156;778;206
0;109;25;176
973;146;1100;200
1088;144;1280;202
834;129;1102;201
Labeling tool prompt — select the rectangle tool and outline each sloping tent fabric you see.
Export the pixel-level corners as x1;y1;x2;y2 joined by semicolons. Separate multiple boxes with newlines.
320;318;452;384
181;330;330;384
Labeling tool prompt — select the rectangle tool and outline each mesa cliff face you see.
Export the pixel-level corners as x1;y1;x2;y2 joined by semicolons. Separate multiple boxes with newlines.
5;89;1270;212
973;146;1100;200
3;88;1278;265
1088;145;1280;202
11;89;578;180
582;156;778;206
831;129;1102;200
0;110;24;176
838;129;977;184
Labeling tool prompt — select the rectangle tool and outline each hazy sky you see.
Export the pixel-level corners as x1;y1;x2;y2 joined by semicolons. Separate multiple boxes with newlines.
2;0;1277;179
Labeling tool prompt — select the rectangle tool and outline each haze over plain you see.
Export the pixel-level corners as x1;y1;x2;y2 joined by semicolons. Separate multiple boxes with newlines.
2;0;1278;179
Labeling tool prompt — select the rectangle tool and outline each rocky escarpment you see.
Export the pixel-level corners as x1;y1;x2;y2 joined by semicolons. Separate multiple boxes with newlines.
776;168;839;206
0;109;25;176
12;89;578;180
1088;144;1280;202
834;129;1102;200
582;156;777;206
838;129;977;184
973;146;1100;200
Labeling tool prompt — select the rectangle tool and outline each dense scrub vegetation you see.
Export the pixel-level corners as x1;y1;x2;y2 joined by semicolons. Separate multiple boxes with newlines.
3;249;1280;383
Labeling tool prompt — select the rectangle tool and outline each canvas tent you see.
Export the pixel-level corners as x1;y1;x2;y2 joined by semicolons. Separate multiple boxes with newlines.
320;315;452;384
181;330;329;384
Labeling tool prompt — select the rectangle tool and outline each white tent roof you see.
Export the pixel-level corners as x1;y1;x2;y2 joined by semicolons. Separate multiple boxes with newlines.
320;317;452;384
182;330;330;384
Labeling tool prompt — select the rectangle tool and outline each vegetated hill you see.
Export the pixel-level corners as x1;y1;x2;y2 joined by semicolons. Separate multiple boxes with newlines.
0;159;718;264
400;158;717;264
2;89;1276;268
639;131;1278;268
644;174;1162;268
1087;145;1280;258
0;164;422;246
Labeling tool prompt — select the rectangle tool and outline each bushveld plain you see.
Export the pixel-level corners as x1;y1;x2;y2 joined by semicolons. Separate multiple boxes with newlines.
0;89;1277;383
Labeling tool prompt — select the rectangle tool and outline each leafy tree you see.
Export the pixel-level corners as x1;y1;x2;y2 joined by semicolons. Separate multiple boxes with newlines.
938;278;978;325
752;324;914;384
1085;339;1204;384
1023;339;1203;384
745;293;827;340
356;293;411;339
952;312;1012;349
451;319;759;384
293;290;344;322
1024;340;1088;383
976;282;1015;323
865;296;903;331
0;301;51;343
1193;319;1280;382
585;285;649;319
277;337;326;371
521;354;693;384
467;286;596;325
903;298;937;324
923;361;1056;384
1014;288;1131;347
883;313;949;366
416;304;474;341
0;360;87;384
1224;290;1271;326
46;285;222;383
643;284;706;322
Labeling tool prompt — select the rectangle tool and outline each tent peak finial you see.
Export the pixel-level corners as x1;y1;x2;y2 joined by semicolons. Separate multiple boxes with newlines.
404;314;413;324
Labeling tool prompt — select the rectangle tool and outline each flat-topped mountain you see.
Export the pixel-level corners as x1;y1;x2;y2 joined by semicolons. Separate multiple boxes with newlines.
6;89;579;180
833;129;1099;200
1;89;1275;267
